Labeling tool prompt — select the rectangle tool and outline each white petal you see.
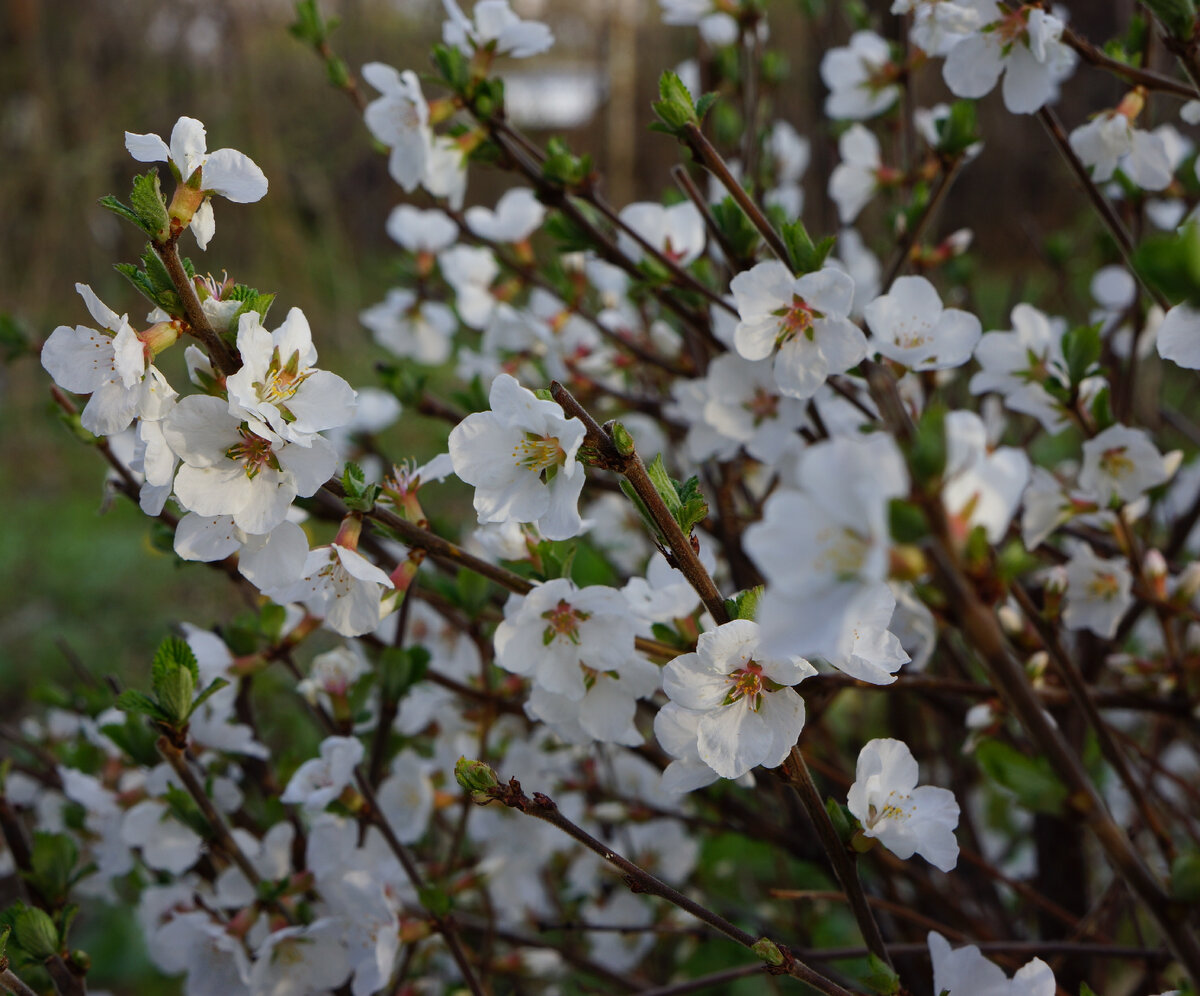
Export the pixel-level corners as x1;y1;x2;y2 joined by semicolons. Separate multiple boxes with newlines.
201;148;268;202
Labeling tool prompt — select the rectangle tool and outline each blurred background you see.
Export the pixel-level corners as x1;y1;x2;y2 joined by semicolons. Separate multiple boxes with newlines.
0;0;1148;750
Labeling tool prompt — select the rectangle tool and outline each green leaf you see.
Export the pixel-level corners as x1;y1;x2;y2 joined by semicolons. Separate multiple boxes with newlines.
98;194;145;232
888;498;928;543
431;42;470;94
151;636;201;727
1142;0;1197;39
976;738;1069;816
824;797;853;845
27;832;79;906
380;645;431;703
711;196;761;261
781;219;836;275
1133;221;1200;305
455;567;492;616
694;91;719;122
114;690;170;723
645;454;683;520
724;586;764;622
909;403;948;486
187;677;231;719
933;100;979;157
1171;850;1200;901
260;602;287;641
99;715;161;767
12;905;58;960
1061;323;1102;387
341;463;380;511
652;70;699;134
129;170;170;241
1080;984;1098;996
863;952;901;995
542;137;593;188
418;884;453;917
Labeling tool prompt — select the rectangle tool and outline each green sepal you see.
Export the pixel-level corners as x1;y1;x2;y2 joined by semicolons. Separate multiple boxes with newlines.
781;219;836;275
129;170;171;241
976;738;1069;816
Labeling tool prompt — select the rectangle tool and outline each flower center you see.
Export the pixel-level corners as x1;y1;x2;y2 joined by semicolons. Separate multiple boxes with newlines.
774;294;818;346
1098;446;1134;481
225;427;278;479
1087;570;1122;601
541;599;591;645
814;527;869;580
744;387;780;426
514;434;566;476
866;790;914;828
724;660;766;710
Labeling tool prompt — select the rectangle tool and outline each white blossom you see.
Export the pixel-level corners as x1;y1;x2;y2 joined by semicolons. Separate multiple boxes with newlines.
442;0;554;59
280;735;365;810
866;275;981;370
848;739;959;871
928;930;1055;995
821;31;900;121
1063;545;1134;639
1079;424;1173;505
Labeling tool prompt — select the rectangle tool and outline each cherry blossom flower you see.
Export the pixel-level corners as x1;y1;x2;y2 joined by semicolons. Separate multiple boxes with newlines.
865;275;981;370
173;514;309;592
466;187;546;244
121;800;204;875
660;619;816;780
41;283;177;436
125;116;268;249
820;31;901;121
942;4;1076;114
745;433;908;663
1157;303;1200;370
439;244;500;329
943;410;1030;543
225;307;357;443
281;735;364;810
362;63;431;192
249;919;351;996
928;931;1055;995
162;395;337;535
448;373;587;540
1063;545;1134;639
829;125;886;225
970;303;1076;432
361;288;457;366
385;203;458;255
1070;100;1173;191
893;0;980;57
617;201;706;267
442;0;554;59
730;261;866;399
660;0;739;47
700;353;810;462
848;738;959;871
270;541;394;637
1079;424;1174;506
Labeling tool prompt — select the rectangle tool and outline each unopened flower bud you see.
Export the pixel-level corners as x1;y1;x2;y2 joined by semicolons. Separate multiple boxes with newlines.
455;757;499;799
752;936;785;966
997;604;1023;636
1176;562;1200;602
1144;548;1168;600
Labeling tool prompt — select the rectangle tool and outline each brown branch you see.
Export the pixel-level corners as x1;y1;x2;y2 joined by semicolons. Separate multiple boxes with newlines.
151;237;240;376
1063;26;1199;99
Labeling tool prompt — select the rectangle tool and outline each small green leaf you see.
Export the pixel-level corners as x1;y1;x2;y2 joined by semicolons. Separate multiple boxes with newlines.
909;403;948;486
542;137;593;188
645;454;683;520
432;42;470;94
379;645;430;702
1171;850;1200;901
933;100;979;157
13;905;58;960
114;690;169;723
863;952;901;995
418;884;453;917
888;498;928;543
724;586;764;622
98;194;145;232
26;832;79;906
976;738;1069;816
1142;0;1197;39
825;797;853;845
187;677;231;719
1133;221;1200;305
781;219;836;275
129;170;170;241
1061;323;1102;387
652;70;699;134
151;636;201;727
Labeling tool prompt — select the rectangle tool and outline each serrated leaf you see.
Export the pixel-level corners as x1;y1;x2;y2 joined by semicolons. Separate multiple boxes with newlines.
187;677;230;719
151;636;200;726
27;832;79;906
115;690;169;723
694;91;719;122
12;906;58;960
98;194;145;232
129;170;170;241
645;454;683;519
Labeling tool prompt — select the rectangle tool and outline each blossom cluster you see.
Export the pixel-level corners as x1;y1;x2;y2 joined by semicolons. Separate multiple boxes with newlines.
13;0;1200;993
